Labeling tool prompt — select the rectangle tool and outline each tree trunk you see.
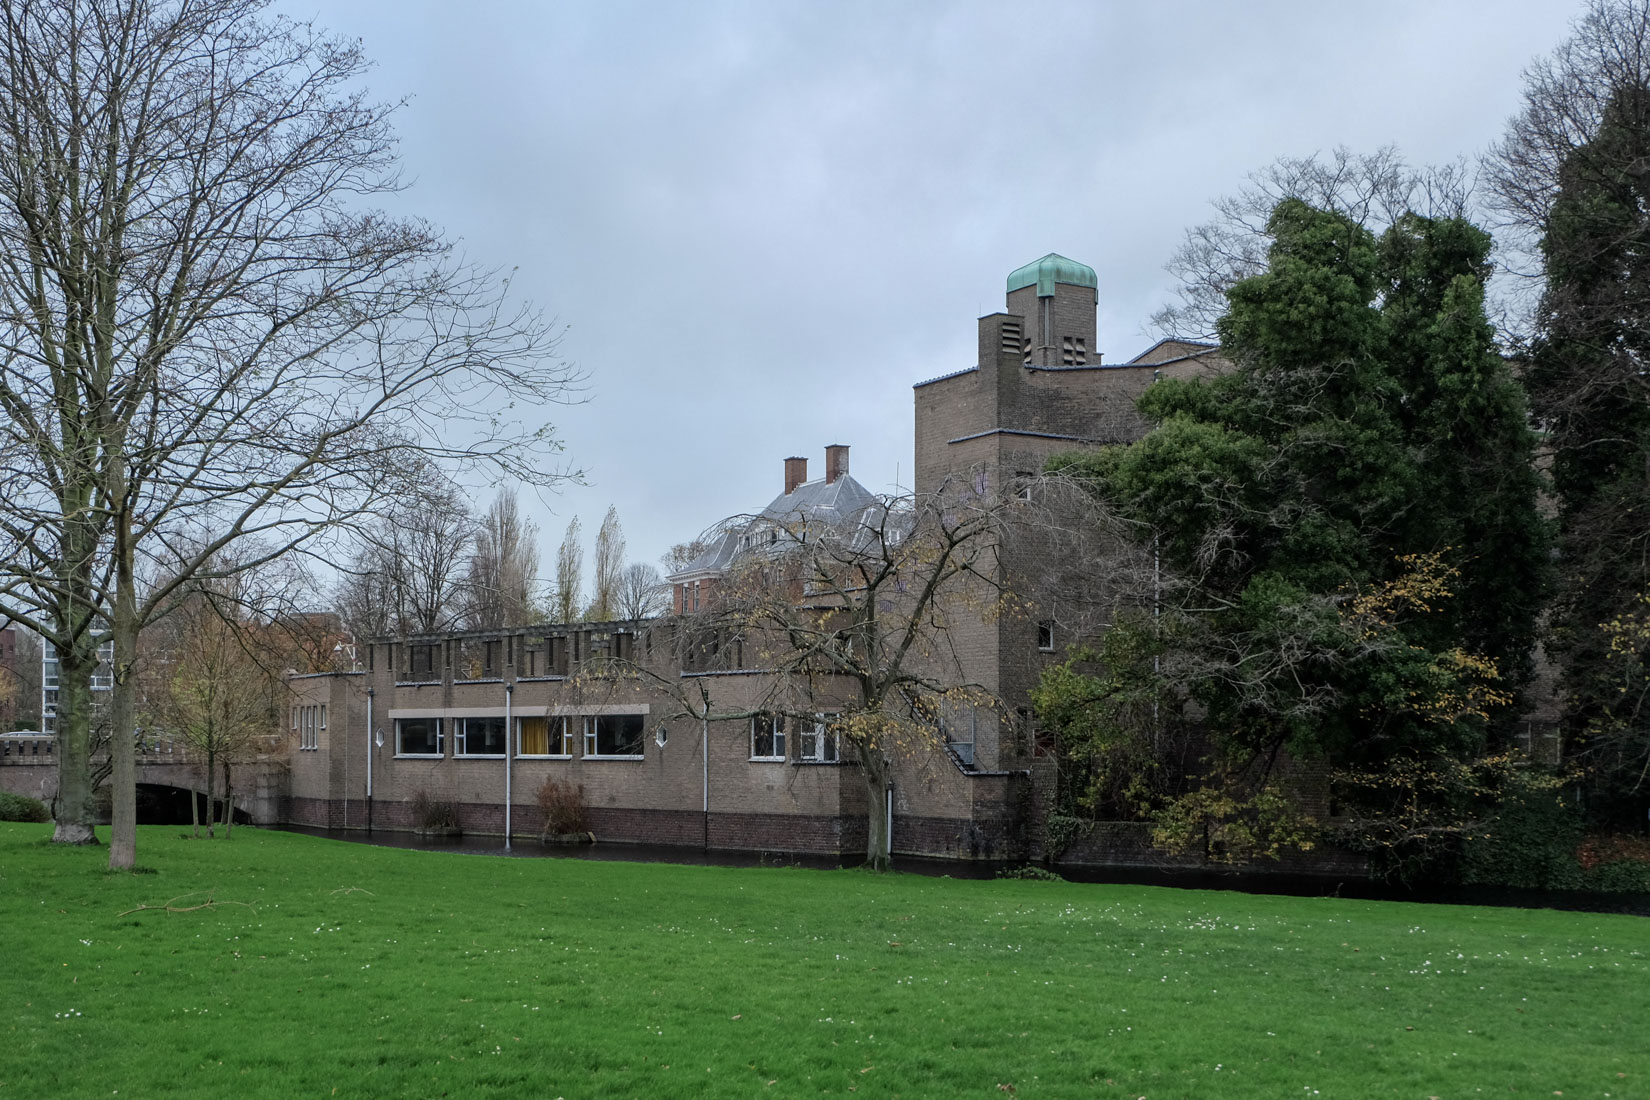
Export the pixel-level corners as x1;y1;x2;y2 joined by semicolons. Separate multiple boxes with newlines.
862;750;892;872
107;537;139;869
50;646;99;845
204;747;217;840
190;770;199;838
223;762;234;839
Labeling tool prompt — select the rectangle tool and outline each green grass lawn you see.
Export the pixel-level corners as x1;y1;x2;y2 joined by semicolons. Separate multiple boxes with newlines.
1;824;1643;1098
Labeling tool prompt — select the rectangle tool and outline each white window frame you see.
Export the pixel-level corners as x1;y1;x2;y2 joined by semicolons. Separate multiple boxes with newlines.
515;714;574;759
1037;620;1055;652
454;715;507;758
750;713;787;761
799;714;840;764
583;713;645;760
394;716;444;758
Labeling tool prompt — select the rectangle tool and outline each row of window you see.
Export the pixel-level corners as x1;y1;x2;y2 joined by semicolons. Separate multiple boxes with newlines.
292;704;327;751
395;714;647;760
388;712;843;764
752;713;841;764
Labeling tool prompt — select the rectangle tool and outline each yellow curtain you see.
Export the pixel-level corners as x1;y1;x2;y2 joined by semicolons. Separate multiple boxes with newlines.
517;716;549;756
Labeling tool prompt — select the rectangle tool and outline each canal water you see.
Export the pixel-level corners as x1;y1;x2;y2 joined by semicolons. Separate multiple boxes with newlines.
271;825;1649;915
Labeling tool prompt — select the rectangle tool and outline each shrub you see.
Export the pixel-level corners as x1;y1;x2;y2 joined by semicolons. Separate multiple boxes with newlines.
535;777;587;837
1460;779;1584;890
0;791;50;823
409;788;460;832
1577;835;1650;893
996;864;1064;881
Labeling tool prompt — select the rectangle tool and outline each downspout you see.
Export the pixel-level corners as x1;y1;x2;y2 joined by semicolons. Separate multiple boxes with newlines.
701;700;709;852
886;780;894;860
504;682;514;851
365;687;375;835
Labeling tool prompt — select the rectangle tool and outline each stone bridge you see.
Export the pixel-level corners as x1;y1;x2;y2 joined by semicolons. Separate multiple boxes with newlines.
0;733;284;825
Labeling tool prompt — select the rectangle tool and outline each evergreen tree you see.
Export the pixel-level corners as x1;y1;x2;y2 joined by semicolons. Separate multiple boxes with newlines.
1529;85;1650;814
1041;200;1547;861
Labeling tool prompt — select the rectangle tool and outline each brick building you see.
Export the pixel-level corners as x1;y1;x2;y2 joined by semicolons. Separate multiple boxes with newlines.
281;254;1228;863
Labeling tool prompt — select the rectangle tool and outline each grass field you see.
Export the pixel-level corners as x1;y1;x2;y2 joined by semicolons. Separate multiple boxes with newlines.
1;824;1644;1098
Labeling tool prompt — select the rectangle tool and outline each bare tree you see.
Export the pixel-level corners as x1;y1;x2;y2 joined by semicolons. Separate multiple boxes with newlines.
1152;147;1472;340
143;569;289;839
587;506;624;621
696;479;1015;870
553;517;583;624
2;627;42;729
0;0;580;865
661;538;713;575
465;488;541;629
1485;1;1650;255
336;476;476;637
615;562;667;621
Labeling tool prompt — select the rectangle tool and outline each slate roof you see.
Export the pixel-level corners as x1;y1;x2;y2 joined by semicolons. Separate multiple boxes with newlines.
669;473;882;581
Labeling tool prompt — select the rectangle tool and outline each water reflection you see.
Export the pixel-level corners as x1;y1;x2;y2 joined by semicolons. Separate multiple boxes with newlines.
269;825;1649;914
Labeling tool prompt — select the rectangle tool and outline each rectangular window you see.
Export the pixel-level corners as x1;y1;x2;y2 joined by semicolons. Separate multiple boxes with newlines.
292;705;322;751
319;704;327;730
456;715;507;756
396;717;443;756
751;714;787;761
516;715;549;756
1037;621;1055;652
517;716;575;757
584;714;644;758
799;714;840;763
408;644;435;676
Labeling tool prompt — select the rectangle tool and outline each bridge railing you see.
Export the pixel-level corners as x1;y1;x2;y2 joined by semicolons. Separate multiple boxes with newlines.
0;732;228;768
0;733;53;762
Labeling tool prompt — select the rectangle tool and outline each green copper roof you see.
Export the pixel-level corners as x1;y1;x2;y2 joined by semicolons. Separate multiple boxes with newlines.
1006;253;1098;299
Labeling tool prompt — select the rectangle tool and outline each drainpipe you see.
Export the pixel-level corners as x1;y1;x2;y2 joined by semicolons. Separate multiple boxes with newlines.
886;781;894;861
365;687;375;835
504;682;514;851
701;702;709;851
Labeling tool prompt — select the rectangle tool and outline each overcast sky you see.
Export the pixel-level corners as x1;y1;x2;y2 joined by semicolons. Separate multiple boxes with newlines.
281;0;1579;588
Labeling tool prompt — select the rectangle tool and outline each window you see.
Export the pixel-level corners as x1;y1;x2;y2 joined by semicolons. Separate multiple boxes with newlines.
1016;471;1034;503
799;714;840;764
1037;621;1055;652
455;715;507;756
408;644;437;677
516;715;573;757
584;713;644;758
319;704;327;730
296;704;321;751
751;713;787;761
396;717;443;756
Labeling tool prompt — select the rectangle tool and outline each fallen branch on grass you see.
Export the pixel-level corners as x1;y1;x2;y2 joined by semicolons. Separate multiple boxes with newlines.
117;891;256;917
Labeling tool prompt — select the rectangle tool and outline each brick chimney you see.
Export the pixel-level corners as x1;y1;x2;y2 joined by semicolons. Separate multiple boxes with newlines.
825;444;849;485
784;456;808;495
